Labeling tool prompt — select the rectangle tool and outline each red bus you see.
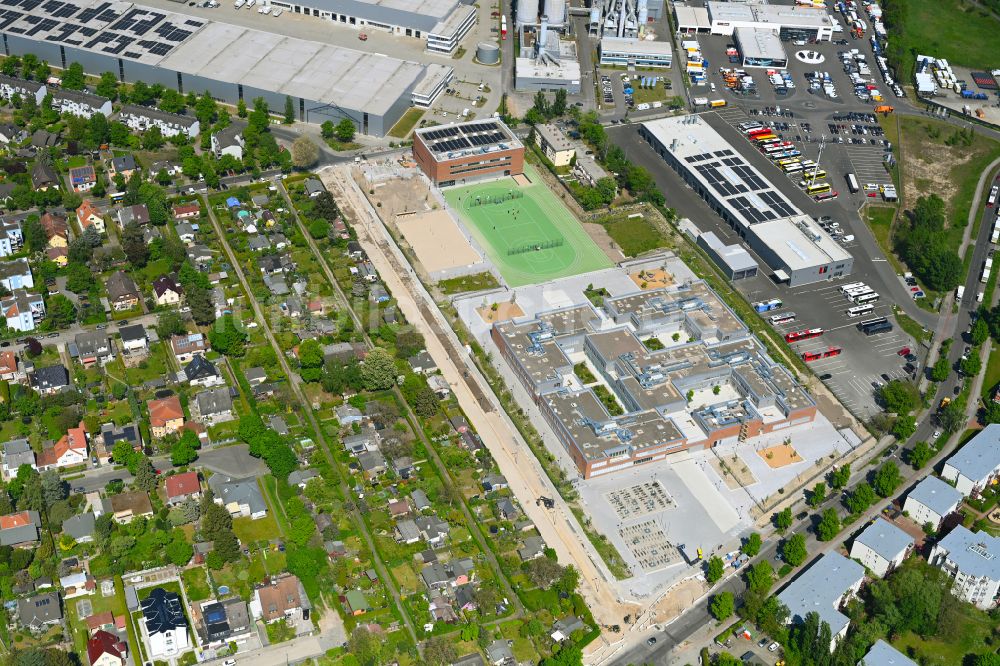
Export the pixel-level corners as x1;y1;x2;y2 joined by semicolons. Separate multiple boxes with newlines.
814;190;839;202
746;127;773;136
752;133;778;143
802;351;823;362
785;328;824;343
822;347;842;358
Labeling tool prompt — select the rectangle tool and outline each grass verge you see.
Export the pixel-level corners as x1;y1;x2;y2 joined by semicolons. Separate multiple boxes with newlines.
388;107;425;139
436;272;500;294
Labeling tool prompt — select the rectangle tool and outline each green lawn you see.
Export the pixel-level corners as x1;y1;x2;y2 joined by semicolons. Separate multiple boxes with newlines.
888;0;1000;82
595;211;668;257
981;345;1000;401
233;512;281;544
443;164;611;287
436;272;500;294
865;205;904;274
891;601;997;665
893;309;931;344
181;567;212;602
388;108;426;139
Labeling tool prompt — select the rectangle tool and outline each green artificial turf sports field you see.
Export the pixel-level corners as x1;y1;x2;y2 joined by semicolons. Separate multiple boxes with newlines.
443;165;611;287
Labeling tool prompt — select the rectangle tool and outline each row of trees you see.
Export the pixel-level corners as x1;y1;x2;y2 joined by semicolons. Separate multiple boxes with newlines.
895;194;963;292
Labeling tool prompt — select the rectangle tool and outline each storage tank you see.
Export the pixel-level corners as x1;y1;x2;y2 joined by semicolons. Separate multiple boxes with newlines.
543;0;565;25
476;42;500;64
517;0;540;27
637;0;648;29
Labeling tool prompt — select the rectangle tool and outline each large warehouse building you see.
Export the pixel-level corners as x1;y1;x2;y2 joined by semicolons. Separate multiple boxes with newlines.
413;118;524;186
268;0;477;54
705;1;834;42
0;0;452;136
640;116;852;286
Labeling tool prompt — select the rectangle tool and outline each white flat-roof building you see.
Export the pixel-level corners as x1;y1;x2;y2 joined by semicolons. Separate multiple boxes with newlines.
734;27;787;68
706;1;834;42
941;424;1000;497
849;518;914;578
860;641;918;666
639;115;853;286
673;4;711;33
267;0;476;53
535;124;575;166
599;37;673;68
696;231;759;281
929;526;1000;610
903;475;964;531
777;552;865;650
515;26;581;93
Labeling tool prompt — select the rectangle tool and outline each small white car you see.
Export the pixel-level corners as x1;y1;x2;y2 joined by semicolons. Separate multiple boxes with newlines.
271;7;282;15
768;642;780;653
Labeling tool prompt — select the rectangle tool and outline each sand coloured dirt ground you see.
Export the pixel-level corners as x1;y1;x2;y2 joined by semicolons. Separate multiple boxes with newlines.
631;268;673;290
477;302;525;323
757;443;804;468
396;209;482;274
709;454;758;490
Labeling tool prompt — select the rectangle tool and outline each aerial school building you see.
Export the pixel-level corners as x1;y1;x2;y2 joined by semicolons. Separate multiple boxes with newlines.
412;118;525;186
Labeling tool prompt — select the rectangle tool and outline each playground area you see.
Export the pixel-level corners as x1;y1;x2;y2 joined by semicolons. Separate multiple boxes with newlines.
395;209;484;276
443;165;612;287
757;442;804;469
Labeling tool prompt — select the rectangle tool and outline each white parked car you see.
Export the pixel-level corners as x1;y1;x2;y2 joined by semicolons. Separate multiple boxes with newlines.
272;7;282;15
258;4;269;11
245;0;256;6
234;0;244;7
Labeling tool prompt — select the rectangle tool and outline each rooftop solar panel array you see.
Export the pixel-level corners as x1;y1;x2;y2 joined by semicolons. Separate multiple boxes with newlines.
419;120;517;158
688;150;795;226
0;0;203;63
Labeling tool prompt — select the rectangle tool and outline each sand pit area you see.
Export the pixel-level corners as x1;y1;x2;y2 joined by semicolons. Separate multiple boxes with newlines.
631;268;673;290
477;301;525;323
757;443;804;469
709;454;757;490
396;210;482;274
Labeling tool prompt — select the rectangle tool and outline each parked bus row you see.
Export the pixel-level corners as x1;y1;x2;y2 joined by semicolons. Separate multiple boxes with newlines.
738;122;837;202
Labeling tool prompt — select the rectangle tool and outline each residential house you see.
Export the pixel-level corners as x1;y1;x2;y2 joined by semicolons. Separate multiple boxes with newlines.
2;289;45;332
36;421;88;471
392;456;414;479
109;155;138;182
0;219;24;256
248;235;270;252
208;475;267;519
408;350;436;374
31;364;70;395
87;629;128;666
0;257;33;291
148;395;185;438
388;499;410;518
777;552;866;650
303;178;325;197
32;160;59;191
288;469;319;489
455;585;477;613
244;367;268;387
550;616;586;642
429;596;457;623
324;341;360;363
76;200;105;233
46;246;68;266
191;387;235;425
344;590;371;616
165;471;201;505
518;536;546;561
411;489;431;512
428;374;450;398
98;422;142;462
141;587;190;658
0;123;26;144
849;518;914;578
2;439;35;479
941;424;1000;497
415;515;450;547
212;125;245;161
107;491;154;524
152;275;182;306
117;204;150;229
17;592;62;631
249;574;311;623
903;476;964;532
106;272;140;311
0;75;46;106
50;89;112;118
0;350;24;383
496;498;518;521
187;244;213;267
119;324;149;354
335;404;363;426
929;526;1000;610
0;510;41;547
855;641;917;666
182;356;223;387
421;562;451;590
119;105;200;139
486;640;514;666
343;428;379;455
171;333;208;364
358;449;387;478
194;598;251;647
69;166;97;193
40;212;68;248
62;513;96;544
483;474;508;492
74;331;114;367
32;129;59;148
173;204;200;221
